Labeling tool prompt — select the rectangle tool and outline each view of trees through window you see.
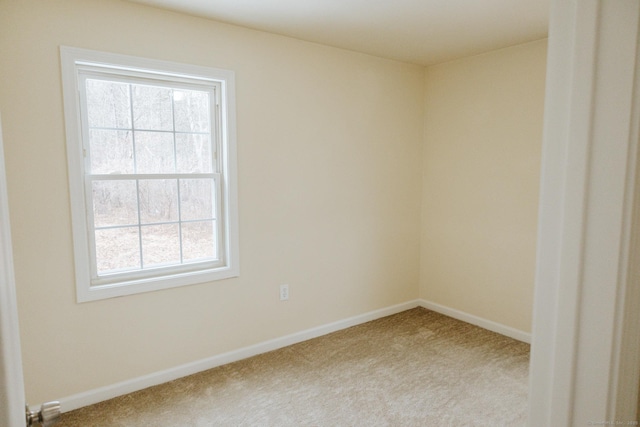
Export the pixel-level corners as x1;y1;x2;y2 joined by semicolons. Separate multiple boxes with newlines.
84;78;219;275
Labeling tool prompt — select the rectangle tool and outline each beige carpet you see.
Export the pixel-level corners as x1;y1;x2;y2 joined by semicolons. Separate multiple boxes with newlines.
56;308;530;426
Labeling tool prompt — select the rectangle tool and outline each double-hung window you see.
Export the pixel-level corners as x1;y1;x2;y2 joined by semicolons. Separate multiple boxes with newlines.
61;47;239;302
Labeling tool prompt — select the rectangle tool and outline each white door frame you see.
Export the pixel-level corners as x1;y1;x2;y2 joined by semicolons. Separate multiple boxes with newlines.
0;114;27;426
529;0;640;425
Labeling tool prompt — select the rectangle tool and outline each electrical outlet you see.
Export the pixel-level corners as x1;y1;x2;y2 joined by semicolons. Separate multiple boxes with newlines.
279;284;289;301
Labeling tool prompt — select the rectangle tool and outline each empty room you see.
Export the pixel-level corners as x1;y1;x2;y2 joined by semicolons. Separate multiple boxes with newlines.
1;0;639;426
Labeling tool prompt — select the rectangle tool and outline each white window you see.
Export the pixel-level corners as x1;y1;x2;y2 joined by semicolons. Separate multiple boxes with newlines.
61;47;239;302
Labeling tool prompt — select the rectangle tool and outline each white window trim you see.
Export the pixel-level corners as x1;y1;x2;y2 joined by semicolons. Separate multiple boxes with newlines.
60;46;239;302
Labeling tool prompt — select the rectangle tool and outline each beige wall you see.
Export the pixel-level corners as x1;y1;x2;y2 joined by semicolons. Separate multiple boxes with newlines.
0;0;547;406
0;0;424;403
420;40;547;333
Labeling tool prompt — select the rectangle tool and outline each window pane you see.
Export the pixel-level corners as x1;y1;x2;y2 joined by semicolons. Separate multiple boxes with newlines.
139;179;178;224
85;79;131;129
180;179;214;221
141;224;180;267
182;220;216;262
95;227;140;273
92;180;138;227
173;89;210;132
176;133;213;173
132;85;173;131
89;130;134;174
135;131;175;174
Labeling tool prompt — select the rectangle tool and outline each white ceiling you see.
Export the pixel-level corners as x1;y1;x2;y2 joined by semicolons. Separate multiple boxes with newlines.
127;0;549;66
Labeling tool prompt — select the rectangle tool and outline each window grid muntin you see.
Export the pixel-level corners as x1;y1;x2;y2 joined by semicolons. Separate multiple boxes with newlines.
78;70;222;284
85;173;223;282
88;126;210;135
94;217;217;231
87;175;220;270
80;72;217;174
82;77;216;172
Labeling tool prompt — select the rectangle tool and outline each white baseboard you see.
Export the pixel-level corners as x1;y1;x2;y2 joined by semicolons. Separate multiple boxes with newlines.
418;299;531;344
49;299;529;413
54;300;420;413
